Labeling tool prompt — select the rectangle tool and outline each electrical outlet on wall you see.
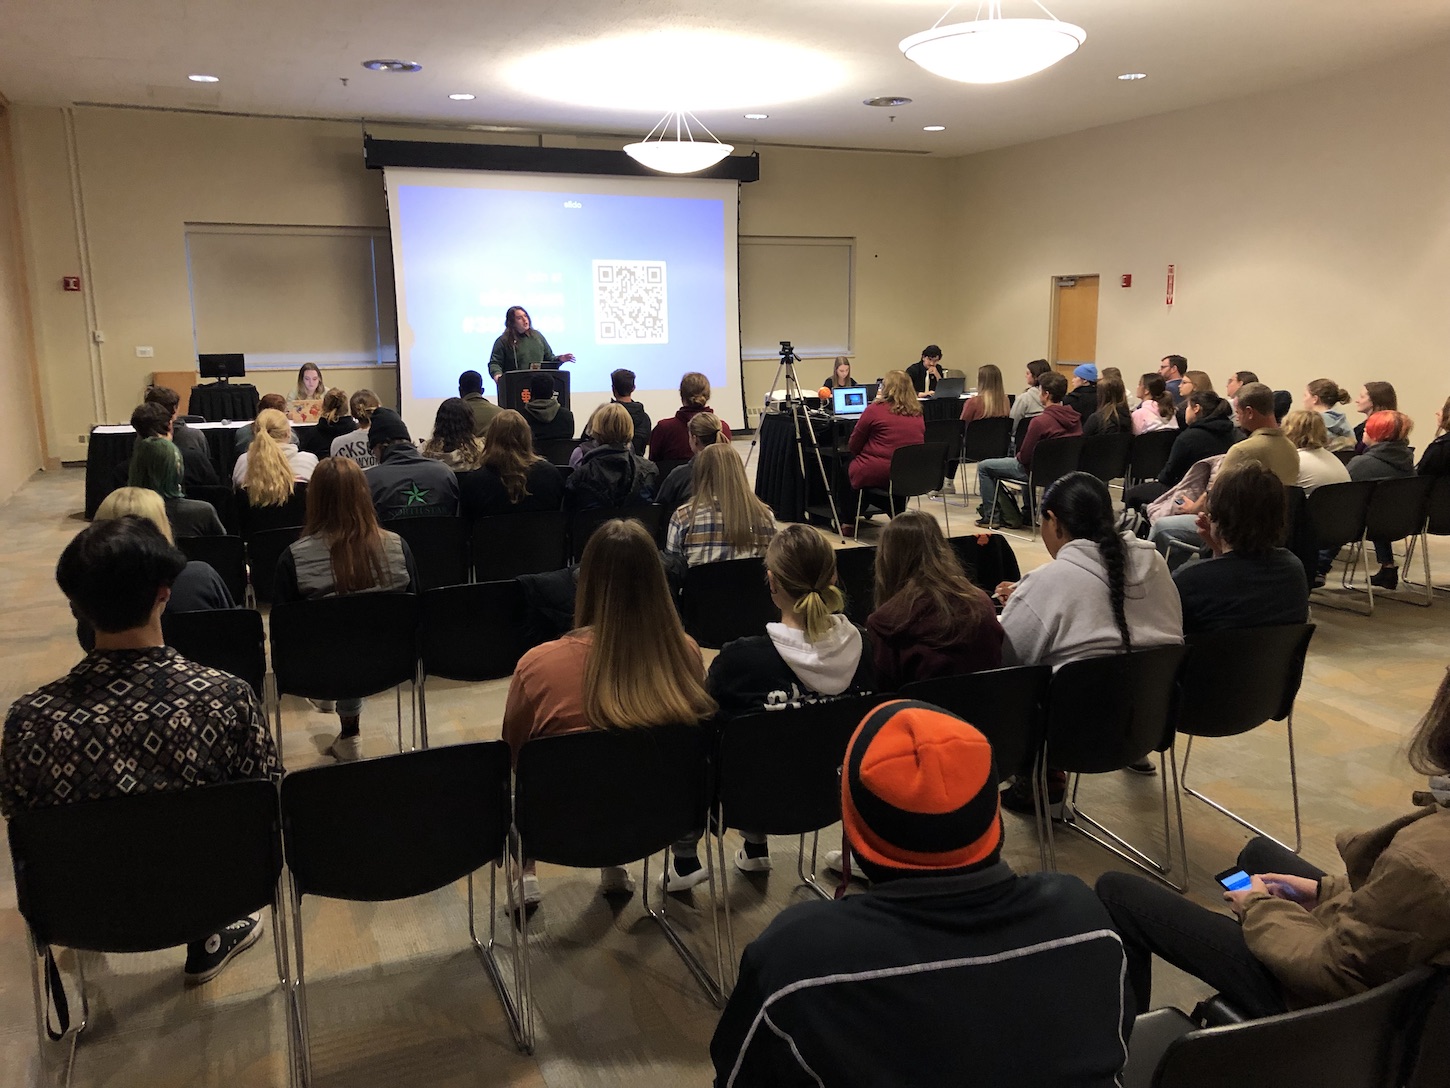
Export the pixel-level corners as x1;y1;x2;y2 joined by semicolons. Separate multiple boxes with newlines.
135;346;154;358
77;433;89;444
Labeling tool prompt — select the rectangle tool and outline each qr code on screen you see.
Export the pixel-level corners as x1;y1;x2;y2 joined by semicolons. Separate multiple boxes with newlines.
593;260;668;345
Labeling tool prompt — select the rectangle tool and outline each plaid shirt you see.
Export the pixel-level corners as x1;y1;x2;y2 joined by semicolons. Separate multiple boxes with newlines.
667;501;775;567
1;646;279;819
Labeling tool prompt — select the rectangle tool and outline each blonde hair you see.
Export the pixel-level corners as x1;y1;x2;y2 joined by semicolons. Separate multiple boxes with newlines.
974;365;1009;418
685;444;776;553
95;487;175;544
244;408;297;506
679;372;711;408
878;370;923;416
766;524;846;643
576;520;718;729
590;402;634;447
687;411;725;448
1282;409;1329;451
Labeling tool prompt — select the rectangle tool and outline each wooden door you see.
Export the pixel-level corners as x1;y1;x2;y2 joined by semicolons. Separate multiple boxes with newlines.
1051;275;1099;378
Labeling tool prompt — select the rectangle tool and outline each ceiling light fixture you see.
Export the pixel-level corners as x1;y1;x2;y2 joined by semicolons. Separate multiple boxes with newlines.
744;113;768;120
864;96;913;108
900;1;1086;84
361;59;423;73
624;110;734;174
188;74;220;83
923;125;946;132
448;93;476;101
1118;72;1147;81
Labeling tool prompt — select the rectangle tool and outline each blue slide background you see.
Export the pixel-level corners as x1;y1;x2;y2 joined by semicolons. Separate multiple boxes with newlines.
394;185;727;398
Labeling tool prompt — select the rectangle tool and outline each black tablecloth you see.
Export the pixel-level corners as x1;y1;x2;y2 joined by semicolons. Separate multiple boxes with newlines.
754;409;850;525
188;383;260;423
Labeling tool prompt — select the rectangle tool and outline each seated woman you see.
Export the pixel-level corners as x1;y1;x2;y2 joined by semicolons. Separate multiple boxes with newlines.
459;409;564;520
272;458;417;762
866;510;1003;689
1099;669;1450;1020
127;436;225;538
655;411;726;518
1419;394;1450;477
1084;375;1133;435
649;372;734;461
288;362;325;424
1348;410;1416;590
1124;390;1238;509
1132;374;1179;434
503;519;716;904
996;471;1183;796
564;403;658;513
1353;381;1398;449
331;389;380;468
824;357;859;389
299;387;355;459
1303;379;1356;452
843;369;925;535
420;397;485;472
231;407;317;500
665;444;776;567
1282;409;1351;494
960;364;1010;425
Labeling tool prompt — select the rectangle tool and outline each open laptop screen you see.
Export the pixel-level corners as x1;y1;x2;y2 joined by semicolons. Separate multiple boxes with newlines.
832;387;871;417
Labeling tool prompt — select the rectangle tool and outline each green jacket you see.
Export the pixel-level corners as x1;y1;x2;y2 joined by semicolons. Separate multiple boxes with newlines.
488;331;558;379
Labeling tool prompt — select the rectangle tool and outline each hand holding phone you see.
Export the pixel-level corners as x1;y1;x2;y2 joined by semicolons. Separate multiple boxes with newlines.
1214;866;1254;892
1259;872;1320;908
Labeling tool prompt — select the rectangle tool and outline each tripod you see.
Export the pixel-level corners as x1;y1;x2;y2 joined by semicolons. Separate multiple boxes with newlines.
744;342;844;537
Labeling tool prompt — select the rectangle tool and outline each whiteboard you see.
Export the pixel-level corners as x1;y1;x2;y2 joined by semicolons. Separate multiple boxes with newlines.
740;236;852;359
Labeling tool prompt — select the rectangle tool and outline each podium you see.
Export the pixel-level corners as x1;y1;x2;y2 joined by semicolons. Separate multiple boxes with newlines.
498;368;571;413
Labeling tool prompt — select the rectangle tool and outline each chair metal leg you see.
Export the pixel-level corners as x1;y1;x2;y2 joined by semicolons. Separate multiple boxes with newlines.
506;831;536;1052
466;865;531;1052
794;832;832;900
1400;531;1438;605
851;490;864;540
1315;536;1374;616
28;935;87;1088
395;685;404;754
1179;714;1303;853
288;890;314;1088
1060;749;1187;891
716;811;738;991
271;686;286;770
641;849;727;1008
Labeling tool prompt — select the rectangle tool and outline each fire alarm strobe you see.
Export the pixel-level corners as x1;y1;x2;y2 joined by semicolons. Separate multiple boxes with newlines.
1121;274;1132;288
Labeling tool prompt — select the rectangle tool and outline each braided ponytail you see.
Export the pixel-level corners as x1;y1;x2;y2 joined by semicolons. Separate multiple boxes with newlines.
1042;472;1132;652
1095;524;1132;653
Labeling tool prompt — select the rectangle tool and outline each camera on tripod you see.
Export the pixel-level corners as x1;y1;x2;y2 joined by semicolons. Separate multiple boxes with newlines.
779;340;794;359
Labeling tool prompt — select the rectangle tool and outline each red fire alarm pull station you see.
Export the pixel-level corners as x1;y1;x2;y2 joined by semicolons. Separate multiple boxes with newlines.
63;276;81;292
1121;274;1132;288
1166;264;1176;307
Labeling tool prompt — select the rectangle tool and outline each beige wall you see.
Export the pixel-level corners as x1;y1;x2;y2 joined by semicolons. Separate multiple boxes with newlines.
944;39;1450;433
0;105;44;501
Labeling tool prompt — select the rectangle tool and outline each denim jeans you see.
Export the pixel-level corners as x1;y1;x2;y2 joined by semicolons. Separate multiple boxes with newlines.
977;457;1028;520
1149;514;1204;570
1095;837;1326;1018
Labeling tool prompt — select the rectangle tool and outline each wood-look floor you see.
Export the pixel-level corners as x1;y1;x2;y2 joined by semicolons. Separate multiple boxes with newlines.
0;460;1445;1087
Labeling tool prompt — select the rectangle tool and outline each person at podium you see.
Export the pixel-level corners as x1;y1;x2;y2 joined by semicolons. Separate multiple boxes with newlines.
487;305;575;382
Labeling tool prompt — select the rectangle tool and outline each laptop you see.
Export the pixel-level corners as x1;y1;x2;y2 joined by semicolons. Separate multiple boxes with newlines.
832;386;871;417
932;376;966;399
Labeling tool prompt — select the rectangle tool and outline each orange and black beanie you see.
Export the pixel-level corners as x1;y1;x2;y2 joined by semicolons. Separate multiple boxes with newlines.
841;700;1002;874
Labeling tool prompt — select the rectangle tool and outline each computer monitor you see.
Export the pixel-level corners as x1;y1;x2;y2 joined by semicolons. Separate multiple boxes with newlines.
832;386;870;417
198;353;245;379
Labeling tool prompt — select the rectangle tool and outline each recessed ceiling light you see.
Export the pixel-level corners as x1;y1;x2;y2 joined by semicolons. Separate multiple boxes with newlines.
448;93;476;101
923;125;946;132
744;113;768;120
362;59;423;73
188;74;220;83
1118;72;1147;80
864;96;913;108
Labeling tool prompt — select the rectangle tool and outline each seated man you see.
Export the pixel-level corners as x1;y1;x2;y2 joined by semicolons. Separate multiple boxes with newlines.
905;344;944;394
609;368;651;457
1160;354;1188;404
233;392;295;453
711;701;1132;1087
122;401;219;491
458;369;501;439
364;408;460;518
976;371;1081;529
1062;363;1099;425
1;517;279;984
1172;462;1309;633
144;384;208;461
521;373;575;444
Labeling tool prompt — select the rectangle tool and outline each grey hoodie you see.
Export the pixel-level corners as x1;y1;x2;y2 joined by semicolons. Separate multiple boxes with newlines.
1000;533;1184;669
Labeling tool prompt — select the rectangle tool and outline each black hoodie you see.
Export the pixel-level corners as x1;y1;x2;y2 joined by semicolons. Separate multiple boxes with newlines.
1158;413;1238;488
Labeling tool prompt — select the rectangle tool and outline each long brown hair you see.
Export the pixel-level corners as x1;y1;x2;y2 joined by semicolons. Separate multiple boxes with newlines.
480;409;542;503
878;370;923;417
350;389;380;425
1094;376;1129;426
576;519;717;729
974;365;1009;418
1409;666;1450;777
295;362;324;400
302;458;388;595
1363;381;1398;413
684;444;775;553
766;525;846;643
1139;374;1174;421
244;408;297;506
319;387;349;424
873;510;993;642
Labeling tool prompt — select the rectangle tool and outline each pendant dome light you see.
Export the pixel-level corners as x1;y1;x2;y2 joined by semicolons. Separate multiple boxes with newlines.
624;110;734;174
900;1;1086;85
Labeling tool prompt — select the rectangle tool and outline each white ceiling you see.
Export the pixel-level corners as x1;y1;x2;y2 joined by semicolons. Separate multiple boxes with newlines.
5;0;1450;156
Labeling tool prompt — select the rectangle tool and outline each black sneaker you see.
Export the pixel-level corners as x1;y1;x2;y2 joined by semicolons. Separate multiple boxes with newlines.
184;914;263;984
1369;566;1399;591
1000;777;1065;817
1124;759;1157;776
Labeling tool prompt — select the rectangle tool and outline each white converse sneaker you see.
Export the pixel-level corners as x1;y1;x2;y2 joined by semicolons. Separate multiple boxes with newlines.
598;866;636;896
734;847;772;874
823;850;872;885
327;734;361;762
519;873;542;906
659;857;711;893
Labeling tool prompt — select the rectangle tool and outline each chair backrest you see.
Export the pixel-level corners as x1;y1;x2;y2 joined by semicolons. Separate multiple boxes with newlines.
1128;430;1180;485
888;442;949;498
240;483;308;534
177;534;248;603
1363;475;1434;542
962;416;1013;463
1305;481;1374;549
1405;970;1450;1088
270;593;420;700
1176;624;1315;739
537;437;582;466
187;483;240;534
382;515;470;590
833;545;877;626
515;724;710;868
469;509;569;581
680;555;776;649
947;532;1022;590
1045;645;1187;773
1427;475;1450;536
570;504;664;562
1012;415;1032;454
245;525;303;604
419;580;530;682
1152;966;1439;1088
924;419;964;461
652;457;690;479
281;741;511;902
1283;486;1319;591
1027;435;1085;490
162;607;267;699
1079;431;1133;484
1333;449;1357;466
8;780;282;952
899;666;1052;780
715;694;892;835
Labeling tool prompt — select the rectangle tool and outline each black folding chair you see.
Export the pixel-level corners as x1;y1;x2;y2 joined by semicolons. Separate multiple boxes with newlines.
469;509;569;581
680;555;776;649
1176;624;1315;855
959;417;1013;496
269;593;420;765
711;694;892;981
187;483;241;534
569;504;664;562
513;724;724;1018
947;531;1022;593
1042;645;1188;888
8;782;290;1088
1126;430;1179;490
1079;431;1133;488
382;515;470;590
854;442;950;537
1360;475;1435;608
280;741;526;1075
178;534;247;603
995;435;1083;540
652;457;690;479
536;437;583;466
925;418;963;494
1010;415;1032;456
1403;474;1450;599
239;483;308;534
1304;481;1375;613
834;544;877;625
162;607;267;700
417;581;531;746
245;525;303;605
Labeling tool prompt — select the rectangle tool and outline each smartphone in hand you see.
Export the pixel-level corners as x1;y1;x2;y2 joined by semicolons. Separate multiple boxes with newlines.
1214;866;1254;892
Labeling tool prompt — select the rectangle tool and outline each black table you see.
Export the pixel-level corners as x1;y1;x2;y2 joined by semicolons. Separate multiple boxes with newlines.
188;382;260;422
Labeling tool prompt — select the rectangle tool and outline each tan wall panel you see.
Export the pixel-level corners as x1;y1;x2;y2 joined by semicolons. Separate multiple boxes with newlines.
0;106;45;501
